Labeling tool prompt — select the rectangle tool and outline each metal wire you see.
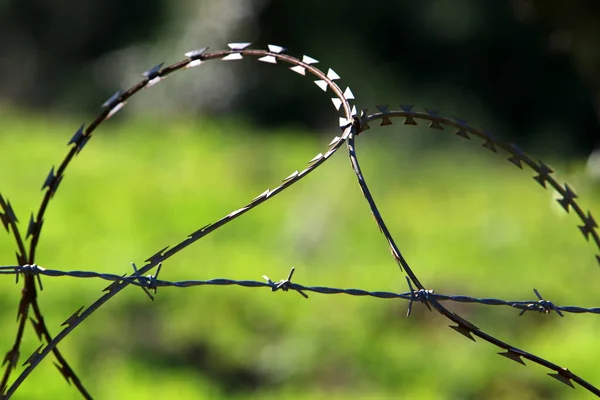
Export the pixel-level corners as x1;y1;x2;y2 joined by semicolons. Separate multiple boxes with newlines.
1;264;599;316
0;43;598;399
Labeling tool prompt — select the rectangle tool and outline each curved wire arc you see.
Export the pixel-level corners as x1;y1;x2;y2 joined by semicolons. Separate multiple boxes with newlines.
346;108;599;395
3;45;355;399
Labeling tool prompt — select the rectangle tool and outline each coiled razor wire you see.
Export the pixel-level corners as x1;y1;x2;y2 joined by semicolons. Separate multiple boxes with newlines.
0;43;598;399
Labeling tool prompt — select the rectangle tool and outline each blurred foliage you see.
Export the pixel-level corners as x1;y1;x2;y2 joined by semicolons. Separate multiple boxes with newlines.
0;111;599;399
0;1;598;156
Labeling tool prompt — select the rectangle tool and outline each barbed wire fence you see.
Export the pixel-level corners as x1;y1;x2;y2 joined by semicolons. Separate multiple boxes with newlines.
0;43;599;399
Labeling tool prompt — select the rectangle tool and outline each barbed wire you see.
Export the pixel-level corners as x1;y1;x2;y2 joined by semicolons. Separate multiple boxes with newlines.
1;264;599;317
0;43;356;400
0;42;599;399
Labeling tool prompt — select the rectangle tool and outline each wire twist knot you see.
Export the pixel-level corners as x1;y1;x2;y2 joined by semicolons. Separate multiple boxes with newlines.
263;267;308;299
518;288;564;317
16;264;44;291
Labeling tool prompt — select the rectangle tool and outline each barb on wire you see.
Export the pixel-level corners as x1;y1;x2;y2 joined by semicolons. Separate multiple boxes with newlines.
263;267;309;298
405;276;432;317
518;288;564;317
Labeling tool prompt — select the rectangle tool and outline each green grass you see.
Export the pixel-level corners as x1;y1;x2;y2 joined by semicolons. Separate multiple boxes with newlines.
0;110;599;399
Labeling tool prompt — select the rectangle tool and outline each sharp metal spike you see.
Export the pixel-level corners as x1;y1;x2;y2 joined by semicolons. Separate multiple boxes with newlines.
302;55;319;64
30;317;44;341
533;161;554;188
343;87;355;100
222;53;243;61
482;140;497;152
452;312;479;331
22;345;43;367
258;55;277;64
0;214;9;233
579;212;598;240
557;184;577;212
376;105;389;113
309;153;324;164
289;65;306;75
429;120;443;130
498;350;526;365
314;80;328;91
424;110;443;129
507;155;523;169
145;246;170;263
267;44;286;53
61;306;84;327
185;48;208;59
328;136;341;147
146;76;162;88
380;117;393;126
400;104;414;113
131;262;154;301
351;105;357;116
186;59;203;69
2;348;19;369
42;167;56;191
151;263;163;295
283;171;299;183
142;63;163;79
548;372;575;389
251;189;270;203
339;117;351;128
189;223;212;239
68;124;85;146
102;90;123;109
102;274;126;293
449;325;476;341
50;175;63;198
455;129;470;139
54;361;73;384
327;68;340;80
331;98;342;110
75;134;91;155
228;42;251;50
26;213;35;239
4;200;17;224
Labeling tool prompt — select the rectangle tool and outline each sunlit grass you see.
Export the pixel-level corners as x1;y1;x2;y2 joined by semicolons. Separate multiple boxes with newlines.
0;110;598;399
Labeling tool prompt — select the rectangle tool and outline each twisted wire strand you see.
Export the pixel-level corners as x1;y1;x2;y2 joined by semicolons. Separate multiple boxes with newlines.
345;107;600;395
0;264;599;315
2;44;356;400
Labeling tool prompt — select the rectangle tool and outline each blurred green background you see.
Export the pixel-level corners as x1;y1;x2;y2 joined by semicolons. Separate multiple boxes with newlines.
1;1;600;399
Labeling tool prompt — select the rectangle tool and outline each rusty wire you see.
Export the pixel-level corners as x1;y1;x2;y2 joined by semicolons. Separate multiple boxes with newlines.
0;43;599;399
